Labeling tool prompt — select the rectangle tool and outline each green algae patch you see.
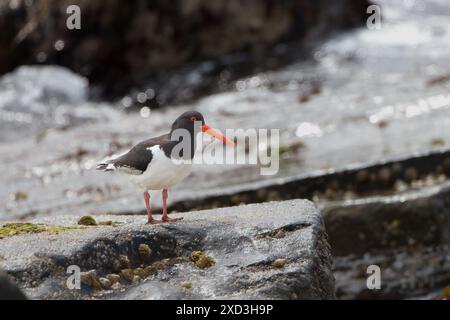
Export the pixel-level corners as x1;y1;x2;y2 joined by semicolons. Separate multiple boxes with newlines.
0;222;80;239
0;222;46;238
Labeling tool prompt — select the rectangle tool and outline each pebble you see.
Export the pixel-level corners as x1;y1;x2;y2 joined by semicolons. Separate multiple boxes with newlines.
99;277;111;289
120;269;134;282
272;258;287;268
132;275;141;284
180;281;192;289
119;255;131;269
106;273;120;285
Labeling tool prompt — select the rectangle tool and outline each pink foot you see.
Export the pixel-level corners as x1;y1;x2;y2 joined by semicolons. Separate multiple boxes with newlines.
146;219;163;225
161;215;184;223
160;189;183;223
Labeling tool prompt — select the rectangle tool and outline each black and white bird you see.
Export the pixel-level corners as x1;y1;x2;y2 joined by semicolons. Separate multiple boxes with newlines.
96;111;234;224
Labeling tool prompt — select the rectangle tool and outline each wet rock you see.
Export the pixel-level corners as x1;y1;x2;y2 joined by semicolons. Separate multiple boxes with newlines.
404;167;419;182
0;0;368;96
322;181;450;256
132;275;141;284
334;245;450;299
105;274;120;285
323;180;450;299
120;269;135;283
80;270;102;290
0;270;27;300
99;277;112;290
180;281;192;289
0;200;334;300
118;255;131;270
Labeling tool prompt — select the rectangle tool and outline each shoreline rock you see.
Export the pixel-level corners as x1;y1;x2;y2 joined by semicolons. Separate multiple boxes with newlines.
0;270;27;300
0;200;335;300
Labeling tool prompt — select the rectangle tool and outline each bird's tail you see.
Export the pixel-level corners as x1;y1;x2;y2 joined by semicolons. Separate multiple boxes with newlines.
96;160;115;171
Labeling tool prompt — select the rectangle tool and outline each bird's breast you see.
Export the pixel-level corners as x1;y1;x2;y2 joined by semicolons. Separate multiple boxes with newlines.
128;145;192;190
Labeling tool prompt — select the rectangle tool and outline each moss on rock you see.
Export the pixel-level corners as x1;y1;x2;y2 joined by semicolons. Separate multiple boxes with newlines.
77;215;97;226
138;243;152;262
190;251;215;269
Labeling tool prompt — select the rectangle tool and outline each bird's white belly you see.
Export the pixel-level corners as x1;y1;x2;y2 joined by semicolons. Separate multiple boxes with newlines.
127;146;192;190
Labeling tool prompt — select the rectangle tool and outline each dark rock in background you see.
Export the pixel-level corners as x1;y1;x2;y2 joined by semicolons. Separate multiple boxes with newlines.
0;270;27;300
323;181;450;257
0;0;368;98
323;181;450;299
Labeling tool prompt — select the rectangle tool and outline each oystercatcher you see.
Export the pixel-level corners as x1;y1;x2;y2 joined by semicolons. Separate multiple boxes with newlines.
97;111;234;224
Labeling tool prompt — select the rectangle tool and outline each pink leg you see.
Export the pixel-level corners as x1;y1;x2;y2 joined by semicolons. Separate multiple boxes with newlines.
161;189;183;223
144;191;161;224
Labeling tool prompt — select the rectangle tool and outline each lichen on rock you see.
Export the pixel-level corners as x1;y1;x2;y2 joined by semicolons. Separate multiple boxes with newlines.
138;243;152;262
190;251;215;269
272;258;287;268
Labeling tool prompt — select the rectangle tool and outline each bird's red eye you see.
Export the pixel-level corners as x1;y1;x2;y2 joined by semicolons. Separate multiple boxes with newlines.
190;116;197;122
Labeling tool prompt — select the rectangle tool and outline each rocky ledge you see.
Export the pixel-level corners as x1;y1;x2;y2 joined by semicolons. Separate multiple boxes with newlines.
0;200;334;300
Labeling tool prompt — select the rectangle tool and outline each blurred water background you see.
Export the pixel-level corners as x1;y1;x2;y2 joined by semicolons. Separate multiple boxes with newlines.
0;0;449;299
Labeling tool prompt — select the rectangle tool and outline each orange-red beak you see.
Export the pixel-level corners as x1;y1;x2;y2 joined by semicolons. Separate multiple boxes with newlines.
201;125;235;146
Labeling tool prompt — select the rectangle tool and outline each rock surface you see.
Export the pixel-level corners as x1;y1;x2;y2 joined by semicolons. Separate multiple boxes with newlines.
324;181;450;299
0;200;335;300
322;181;450;256
334;245;450;299
0;270;27;300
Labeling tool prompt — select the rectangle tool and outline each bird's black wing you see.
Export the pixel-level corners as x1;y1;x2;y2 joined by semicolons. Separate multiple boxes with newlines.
99;134;170;174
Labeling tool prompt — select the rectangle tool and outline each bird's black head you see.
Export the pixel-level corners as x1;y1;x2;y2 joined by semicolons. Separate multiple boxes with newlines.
169;111;234;154
171;111;205;133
